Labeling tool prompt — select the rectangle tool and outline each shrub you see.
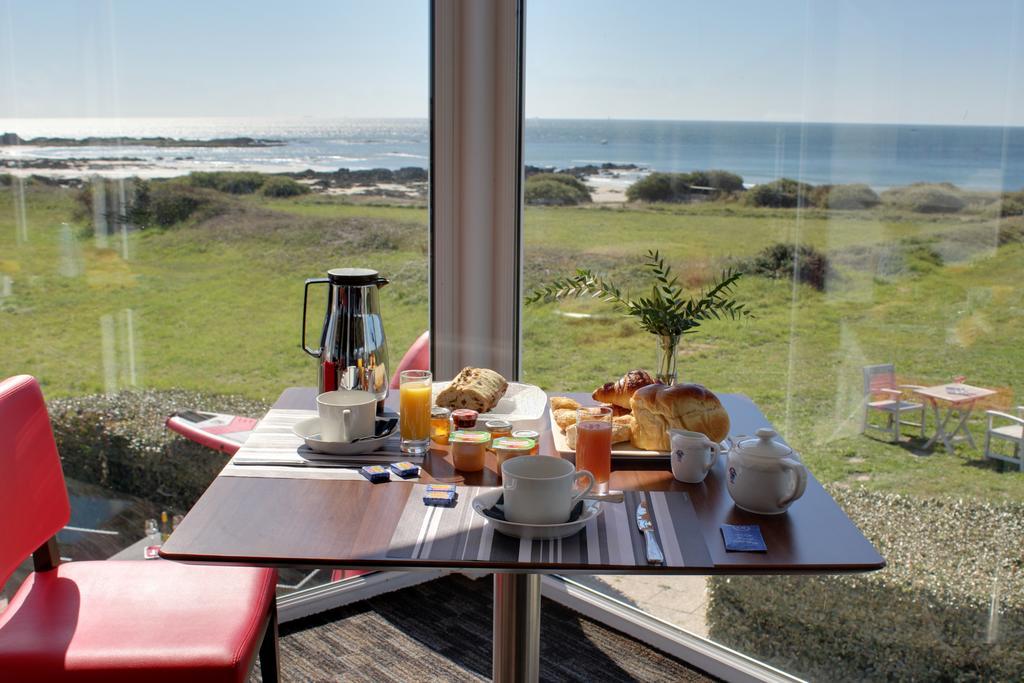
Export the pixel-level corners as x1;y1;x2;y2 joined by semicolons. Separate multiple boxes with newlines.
0;173;12;187
525;174;591;205
744;178;815;208
626;170;745;203
999;190;1024;217
882;183;967;213
707;488;1024;682
687;169;745;193
626;172;675;202
126;180;217;228
743;242;830;290
260;175;310;198
189;171;266;194
822;183;881;210
47;390;269;510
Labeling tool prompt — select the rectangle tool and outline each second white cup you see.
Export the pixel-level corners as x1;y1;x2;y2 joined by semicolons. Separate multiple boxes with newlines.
501;455;594;525
316;390;377;443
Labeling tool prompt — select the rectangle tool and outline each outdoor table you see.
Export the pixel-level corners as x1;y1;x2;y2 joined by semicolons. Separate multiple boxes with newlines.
913;383;997;454
161;388;884;683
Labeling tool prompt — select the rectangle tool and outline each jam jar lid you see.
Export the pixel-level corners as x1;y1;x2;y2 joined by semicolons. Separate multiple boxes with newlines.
450;430;491;443
491;437;535;452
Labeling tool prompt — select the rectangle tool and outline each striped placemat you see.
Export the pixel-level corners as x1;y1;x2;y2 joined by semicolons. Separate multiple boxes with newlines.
386;486;711;569
222;408;419;481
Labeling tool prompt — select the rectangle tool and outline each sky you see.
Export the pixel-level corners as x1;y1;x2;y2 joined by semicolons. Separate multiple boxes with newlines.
1;0;1022;126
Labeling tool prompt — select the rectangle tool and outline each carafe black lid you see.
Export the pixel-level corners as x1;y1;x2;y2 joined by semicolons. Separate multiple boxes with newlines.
327;268;380;286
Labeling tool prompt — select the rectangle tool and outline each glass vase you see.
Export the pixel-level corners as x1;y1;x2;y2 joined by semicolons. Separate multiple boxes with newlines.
656;334;680;386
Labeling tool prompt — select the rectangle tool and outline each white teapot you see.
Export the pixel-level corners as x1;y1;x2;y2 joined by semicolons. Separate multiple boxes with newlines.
726;428;807;515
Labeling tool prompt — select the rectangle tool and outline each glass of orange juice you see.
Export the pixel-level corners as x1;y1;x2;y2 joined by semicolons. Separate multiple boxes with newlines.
399;370;432;454
575;406;612;493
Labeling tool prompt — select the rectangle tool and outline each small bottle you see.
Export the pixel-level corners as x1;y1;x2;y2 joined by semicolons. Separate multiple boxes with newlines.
172;514;184;532
484;419;513;442
431;406;452;445
144;518;159;538
160;511;170;542
512;430;541;455
451;408;479;431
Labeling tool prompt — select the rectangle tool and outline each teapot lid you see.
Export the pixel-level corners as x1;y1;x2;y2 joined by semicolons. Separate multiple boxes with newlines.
736;428;794;459
327;267;381;286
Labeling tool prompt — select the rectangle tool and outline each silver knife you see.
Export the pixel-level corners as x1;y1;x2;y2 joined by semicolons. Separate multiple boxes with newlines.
635;500;665;565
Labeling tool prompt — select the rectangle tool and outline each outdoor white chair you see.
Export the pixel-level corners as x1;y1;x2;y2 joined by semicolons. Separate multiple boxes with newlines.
983;406;1024;470
862;364;926;443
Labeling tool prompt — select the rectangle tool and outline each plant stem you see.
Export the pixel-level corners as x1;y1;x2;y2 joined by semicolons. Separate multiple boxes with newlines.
656;334;680;386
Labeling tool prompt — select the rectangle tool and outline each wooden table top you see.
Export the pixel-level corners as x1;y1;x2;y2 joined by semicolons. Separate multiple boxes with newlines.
161;388;885;575
913;383;997;404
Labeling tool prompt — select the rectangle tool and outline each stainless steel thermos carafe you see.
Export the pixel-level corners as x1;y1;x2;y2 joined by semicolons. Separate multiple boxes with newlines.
301;268;390;401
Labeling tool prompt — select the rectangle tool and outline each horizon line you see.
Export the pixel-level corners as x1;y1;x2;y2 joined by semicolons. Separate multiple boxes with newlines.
1;115;1023;130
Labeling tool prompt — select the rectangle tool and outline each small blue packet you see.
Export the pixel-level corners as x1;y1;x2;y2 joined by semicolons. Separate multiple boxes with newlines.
390;461;420;478
721;524;767;552
360;465;391;483
423;489;457;507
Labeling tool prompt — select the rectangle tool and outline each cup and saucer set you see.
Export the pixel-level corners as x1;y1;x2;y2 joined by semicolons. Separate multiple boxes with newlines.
292;389;399;456
472;456;605;541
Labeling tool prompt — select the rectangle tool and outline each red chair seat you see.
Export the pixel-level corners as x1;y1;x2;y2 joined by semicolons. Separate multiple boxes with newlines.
0;560;276;683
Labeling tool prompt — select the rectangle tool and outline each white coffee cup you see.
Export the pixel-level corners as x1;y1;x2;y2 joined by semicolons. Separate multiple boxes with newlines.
501;456;595;525
668;428;721;484
316;390;377;443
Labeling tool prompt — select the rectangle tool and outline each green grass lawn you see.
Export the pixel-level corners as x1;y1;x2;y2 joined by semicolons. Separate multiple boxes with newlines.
2;181;1021;502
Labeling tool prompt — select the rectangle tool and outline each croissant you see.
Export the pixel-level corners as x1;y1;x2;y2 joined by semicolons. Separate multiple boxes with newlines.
553;408;578;432
550;396;581;411
592;369;659;409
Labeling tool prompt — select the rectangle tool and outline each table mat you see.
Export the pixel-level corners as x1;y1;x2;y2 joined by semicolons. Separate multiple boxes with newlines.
386;486;711;569
222;408;419;481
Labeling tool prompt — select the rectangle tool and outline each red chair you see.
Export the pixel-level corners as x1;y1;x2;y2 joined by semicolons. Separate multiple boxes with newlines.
0;375;280;683
388;330;431;389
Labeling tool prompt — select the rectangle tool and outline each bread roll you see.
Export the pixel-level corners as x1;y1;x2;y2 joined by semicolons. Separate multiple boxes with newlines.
435;367;508;413
565;416;633;449
630;383;730;451
593;369;658;409
553;408;578;432
550;396;581;411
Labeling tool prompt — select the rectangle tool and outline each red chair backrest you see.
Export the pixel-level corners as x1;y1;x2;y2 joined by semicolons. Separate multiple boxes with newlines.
864;364;896;395
389;330;431;389
0;375;71;587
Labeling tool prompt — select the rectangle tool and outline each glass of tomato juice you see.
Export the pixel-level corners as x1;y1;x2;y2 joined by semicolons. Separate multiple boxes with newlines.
575;405;612;493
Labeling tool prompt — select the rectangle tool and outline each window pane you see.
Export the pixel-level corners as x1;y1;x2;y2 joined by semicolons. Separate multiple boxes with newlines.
524;2;1022;680
1;1;428;599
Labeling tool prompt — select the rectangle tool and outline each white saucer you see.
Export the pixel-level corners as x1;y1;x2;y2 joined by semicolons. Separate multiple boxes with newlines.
292;414;398;456
471;489;601;541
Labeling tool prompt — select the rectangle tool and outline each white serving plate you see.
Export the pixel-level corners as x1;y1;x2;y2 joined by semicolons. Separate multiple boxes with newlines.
432;381;547;424
292;413;399;457
471;489;601;541
549;410;732;462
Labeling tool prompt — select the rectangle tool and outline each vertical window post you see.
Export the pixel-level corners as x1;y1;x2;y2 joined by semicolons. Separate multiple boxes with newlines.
430;0;526;381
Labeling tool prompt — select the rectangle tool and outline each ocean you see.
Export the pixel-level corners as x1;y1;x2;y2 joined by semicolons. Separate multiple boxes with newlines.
2;117;1022;191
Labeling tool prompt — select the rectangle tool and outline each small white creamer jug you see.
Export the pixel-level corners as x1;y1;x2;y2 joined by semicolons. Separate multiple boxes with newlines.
726;428;807;515
668;429;721;484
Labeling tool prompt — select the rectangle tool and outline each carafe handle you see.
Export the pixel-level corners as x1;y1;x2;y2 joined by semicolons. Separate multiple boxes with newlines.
302;277;329;358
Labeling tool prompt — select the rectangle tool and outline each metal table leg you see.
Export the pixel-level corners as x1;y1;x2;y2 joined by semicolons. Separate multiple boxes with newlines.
493;573;541;683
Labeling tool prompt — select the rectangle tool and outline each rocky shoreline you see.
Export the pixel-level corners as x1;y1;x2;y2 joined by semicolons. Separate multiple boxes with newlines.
0;132;284;147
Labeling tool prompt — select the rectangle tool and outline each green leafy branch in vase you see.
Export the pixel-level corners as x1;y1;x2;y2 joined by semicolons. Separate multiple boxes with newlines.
525;250;750;383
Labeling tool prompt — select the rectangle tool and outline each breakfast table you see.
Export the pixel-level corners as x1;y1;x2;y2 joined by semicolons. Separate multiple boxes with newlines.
912;383;997;453
161;387;885;683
